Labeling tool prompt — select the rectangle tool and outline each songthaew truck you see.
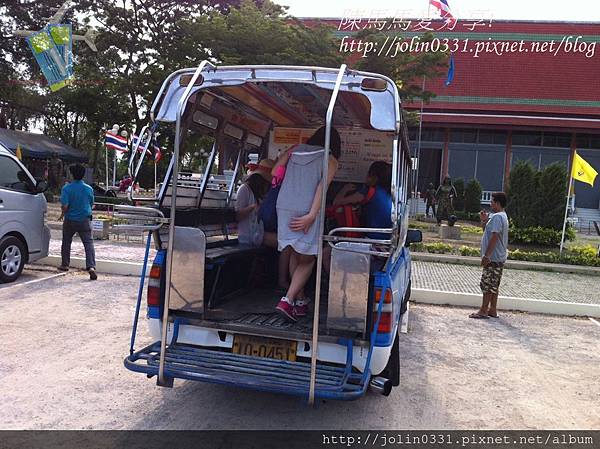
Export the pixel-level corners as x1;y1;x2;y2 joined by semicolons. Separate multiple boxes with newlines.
119;62;422;403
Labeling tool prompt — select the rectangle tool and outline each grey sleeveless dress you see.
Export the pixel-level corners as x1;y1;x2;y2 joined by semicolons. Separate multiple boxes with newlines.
276;144;325;255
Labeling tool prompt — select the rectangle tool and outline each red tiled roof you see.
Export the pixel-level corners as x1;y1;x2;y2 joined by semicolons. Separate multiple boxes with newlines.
309;19;600;130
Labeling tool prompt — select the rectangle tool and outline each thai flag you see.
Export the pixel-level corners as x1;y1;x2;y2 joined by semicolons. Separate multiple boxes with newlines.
132;134;152;155
154;142;162;163
430;0;456;23
105;131;128;153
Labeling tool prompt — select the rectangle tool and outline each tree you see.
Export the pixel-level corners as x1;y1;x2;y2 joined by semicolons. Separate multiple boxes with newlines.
464;179;482;213
506;161;539;228
537;162;568;230
453;177;465;211
353;30;447;103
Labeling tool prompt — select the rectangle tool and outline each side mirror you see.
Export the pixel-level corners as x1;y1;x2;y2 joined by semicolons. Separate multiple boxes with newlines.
405;229;422;247
35;180;49;193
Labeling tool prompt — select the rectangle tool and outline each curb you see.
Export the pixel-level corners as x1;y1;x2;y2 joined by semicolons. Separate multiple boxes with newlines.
412;288;600;318
36;255;149;277
411;252;600;275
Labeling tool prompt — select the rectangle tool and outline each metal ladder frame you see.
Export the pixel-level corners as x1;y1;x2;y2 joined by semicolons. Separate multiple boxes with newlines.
158;59;216;386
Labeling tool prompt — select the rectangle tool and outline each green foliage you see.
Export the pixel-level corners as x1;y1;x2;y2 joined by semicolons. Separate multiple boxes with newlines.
354;30;448;103
414;241;599;267
508;225;575;247
507;161;568;231
537;163;568;230
507;161;538;228
568;244;598;258
1;0;344;180
461;225;483;235
459;245;480;256
464;179;482;213
453;178;465;211
454;211;481;222
408;222;431;230
411;242;453;254
509;249;560;263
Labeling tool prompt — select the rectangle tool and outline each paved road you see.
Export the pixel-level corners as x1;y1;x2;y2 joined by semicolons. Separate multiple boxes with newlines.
413;260;600;304
1;271;598;430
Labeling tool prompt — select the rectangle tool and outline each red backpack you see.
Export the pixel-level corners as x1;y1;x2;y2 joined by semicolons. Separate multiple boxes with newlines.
326;186;376;237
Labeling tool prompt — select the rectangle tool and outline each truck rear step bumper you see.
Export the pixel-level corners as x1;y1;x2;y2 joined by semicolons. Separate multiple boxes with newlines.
124;341;369;400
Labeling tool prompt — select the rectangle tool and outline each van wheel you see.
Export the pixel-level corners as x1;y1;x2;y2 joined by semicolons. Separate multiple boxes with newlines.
381;331;400;387
0;236;26;283
400;280;411;315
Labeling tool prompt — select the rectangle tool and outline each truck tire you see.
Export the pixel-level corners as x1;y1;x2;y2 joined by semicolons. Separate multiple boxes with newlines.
0;236;26;283
382;331;400;387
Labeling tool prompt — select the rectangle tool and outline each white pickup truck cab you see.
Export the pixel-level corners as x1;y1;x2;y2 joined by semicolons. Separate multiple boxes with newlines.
0;144;50;282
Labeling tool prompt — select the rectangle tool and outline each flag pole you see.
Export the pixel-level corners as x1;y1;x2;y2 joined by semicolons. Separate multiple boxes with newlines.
559;155;575;256
412;1;431;217
104;143;109;189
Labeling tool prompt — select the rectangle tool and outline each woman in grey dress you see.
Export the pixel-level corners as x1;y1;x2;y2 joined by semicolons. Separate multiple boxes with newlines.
274;126;341;322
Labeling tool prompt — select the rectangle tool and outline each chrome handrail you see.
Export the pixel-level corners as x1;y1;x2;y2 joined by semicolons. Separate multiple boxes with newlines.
113;205;167;232
309;63;347;406
158;59;213;386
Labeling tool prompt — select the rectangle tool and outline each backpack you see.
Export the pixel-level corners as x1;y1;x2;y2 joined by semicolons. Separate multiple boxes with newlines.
325;186;376;237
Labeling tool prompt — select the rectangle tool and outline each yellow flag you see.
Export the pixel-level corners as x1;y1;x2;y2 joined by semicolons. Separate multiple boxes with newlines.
572;152;597;186
15;144;22;160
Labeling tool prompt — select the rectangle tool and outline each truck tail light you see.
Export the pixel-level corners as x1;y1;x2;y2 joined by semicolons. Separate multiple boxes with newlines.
147;264;162;306
373;287;393;334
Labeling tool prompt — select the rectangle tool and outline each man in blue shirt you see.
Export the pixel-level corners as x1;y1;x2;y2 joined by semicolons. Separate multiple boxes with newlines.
59;164;97;280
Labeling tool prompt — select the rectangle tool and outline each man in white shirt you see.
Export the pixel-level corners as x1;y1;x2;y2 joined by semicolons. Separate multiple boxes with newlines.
470;192;509;319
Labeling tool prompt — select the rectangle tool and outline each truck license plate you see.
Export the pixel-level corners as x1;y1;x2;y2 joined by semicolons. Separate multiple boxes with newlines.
232;335;297;362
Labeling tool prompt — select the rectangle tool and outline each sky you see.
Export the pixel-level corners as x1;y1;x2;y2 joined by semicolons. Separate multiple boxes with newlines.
280;0;600;22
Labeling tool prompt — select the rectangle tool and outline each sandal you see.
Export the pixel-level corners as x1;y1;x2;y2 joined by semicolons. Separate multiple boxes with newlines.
469;312;489;319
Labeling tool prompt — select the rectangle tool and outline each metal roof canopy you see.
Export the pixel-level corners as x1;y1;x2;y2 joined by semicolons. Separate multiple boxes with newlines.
0;128;88;162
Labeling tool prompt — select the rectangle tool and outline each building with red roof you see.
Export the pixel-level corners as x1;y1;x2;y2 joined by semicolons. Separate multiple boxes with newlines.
311;18;600;220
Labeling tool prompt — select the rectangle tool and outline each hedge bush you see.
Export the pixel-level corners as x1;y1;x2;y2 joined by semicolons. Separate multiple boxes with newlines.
411;242;600;267
461;225;483;235
453;178;465;211
454;211;480;222
459;245;480;256
411;242;453;254
508;225;575;246
464;179;483;213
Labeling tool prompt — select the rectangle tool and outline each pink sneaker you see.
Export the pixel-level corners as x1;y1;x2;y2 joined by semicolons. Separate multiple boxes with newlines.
275;297;297;322
294;299;310;317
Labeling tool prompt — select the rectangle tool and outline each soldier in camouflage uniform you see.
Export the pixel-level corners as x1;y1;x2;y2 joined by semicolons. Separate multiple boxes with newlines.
435;176;457;225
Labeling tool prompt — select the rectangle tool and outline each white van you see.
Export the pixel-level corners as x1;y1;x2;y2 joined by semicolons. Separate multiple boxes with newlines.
0;144;50;283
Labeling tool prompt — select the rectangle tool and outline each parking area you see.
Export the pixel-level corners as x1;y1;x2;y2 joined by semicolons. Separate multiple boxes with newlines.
0;271;598;430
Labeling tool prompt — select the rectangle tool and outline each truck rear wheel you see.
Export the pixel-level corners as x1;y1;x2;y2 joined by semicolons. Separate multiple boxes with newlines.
0;236;26;283
381;331;400;387
400;280;411;315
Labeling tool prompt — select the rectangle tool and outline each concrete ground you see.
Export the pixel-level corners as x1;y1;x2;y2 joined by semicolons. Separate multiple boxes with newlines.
1;269;598;430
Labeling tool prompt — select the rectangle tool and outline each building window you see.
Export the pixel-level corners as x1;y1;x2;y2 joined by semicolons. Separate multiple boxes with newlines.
512;131;542;146
449;128;477;143
577;134;600;149
478;130;507;145
421;128;445;142
542;132;571;148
